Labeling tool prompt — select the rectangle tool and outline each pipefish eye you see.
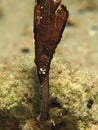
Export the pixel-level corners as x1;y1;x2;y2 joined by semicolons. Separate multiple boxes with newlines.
35;16;41;25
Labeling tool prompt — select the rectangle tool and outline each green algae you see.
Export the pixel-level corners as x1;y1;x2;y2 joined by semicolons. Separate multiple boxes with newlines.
0;54;98;130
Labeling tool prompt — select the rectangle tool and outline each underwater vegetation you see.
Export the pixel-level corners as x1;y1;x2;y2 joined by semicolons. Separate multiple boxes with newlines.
0;54;98;130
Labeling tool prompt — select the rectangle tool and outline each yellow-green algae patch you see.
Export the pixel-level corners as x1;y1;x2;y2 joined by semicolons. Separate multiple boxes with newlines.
0;54;98;130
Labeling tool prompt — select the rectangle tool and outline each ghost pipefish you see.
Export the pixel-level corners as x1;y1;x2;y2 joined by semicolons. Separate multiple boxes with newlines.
34;0;69;121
